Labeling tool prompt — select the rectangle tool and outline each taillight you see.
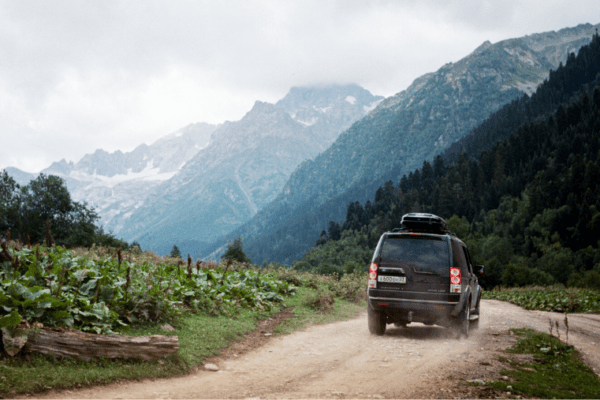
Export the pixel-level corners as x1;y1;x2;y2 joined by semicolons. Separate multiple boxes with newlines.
368;263;378;288
450;267;461;293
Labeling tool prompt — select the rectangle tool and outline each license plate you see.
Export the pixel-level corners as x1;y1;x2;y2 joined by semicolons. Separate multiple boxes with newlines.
378;275;406;284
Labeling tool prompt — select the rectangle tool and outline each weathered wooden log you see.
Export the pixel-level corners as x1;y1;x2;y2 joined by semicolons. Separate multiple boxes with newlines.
22;329;178;361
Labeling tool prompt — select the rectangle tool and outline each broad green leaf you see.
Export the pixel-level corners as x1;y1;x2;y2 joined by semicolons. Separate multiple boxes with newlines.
0;310;21;328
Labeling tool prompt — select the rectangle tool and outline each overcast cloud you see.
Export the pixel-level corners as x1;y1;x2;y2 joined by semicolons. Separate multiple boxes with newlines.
2;0;600;172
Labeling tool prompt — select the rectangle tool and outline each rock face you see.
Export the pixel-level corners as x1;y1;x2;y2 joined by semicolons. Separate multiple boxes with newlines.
116;85;383;256
220;23;600;265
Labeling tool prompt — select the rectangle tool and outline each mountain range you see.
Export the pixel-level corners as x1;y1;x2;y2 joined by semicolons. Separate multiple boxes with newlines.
7;85;383;257
6;23;599;263
116;85;383;255
10;122;217;233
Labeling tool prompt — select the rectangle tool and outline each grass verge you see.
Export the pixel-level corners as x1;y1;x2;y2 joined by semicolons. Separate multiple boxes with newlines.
0;286;365;397
275;286;366;335
0;307;278;396
488;328;600;399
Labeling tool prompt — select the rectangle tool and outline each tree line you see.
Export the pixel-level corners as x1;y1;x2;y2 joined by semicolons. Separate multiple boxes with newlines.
0;172;128;248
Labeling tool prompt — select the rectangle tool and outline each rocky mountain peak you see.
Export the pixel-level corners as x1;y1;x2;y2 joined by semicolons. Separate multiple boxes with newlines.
276;84;382;115
45;159;75;176
472;40;493;54
245;101;289;121
113;83;383;255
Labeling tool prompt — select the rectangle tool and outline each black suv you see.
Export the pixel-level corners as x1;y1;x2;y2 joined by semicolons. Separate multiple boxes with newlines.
367;213;483;337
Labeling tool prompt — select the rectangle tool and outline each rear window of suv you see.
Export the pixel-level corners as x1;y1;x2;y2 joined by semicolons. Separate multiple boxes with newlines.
379;235;450;275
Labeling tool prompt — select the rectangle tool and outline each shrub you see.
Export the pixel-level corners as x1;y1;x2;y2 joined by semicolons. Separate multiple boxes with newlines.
328;271;367;303
502;262;555;287
303;287;335;312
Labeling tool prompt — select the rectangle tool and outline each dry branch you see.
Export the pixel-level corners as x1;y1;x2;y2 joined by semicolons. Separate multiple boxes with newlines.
1;240;13;262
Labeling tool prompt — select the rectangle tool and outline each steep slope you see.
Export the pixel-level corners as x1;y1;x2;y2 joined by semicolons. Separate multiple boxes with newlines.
276;84;383;146
293;32;600;278
118;85;383;256
41;123;217;230
222;23;599;265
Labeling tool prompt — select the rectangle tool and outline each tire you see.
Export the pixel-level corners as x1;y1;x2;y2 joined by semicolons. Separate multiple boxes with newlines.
368;306;386;335
453;301;470;339
471;304;480;330
471;315;480;330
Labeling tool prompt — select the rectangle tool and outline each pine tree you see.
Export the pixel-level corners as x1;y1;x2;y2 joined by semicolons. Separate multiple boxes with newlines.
327;221;341;241
221;237;251;263
170;245;182;258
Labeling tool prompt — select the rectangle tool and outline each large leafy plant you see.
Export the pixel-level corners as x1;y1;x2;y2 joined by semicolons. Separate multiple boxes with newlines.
483;286;600;313
0;244;296;334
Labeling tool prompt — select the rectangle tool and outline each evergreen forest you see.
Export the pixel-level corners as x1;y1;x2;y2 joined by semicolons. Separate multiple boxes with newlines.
294;32;600;291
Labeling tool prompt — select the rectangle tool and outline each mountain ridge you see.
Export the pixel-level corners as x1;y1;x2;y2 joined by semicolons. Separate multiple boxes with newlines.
6;123;218;233
215;22;600;265
113;84;384;256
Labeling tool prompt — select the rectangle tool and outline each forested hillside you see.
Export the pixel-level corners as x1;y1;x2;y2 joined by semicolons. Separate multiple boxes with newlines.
295;32;600;290
224;23;598;265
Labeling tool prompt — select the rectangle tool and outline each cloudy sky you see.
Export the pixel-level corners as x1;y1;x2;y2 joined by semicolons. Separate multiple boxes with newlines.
2;0;600;173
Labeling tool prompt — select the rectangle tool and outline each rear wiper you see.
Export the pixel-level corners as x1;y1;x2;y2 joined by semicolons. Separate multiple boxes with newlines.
413;268;439;275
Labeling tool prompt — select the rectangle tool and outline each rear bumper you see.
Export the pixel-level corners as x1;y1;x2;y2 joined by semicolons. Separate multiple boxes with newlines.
368;289;460;324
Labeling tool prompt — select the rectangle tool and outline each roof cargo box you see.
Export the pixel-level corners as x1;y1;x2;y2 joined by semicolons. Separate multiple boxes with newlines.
400;213;448;233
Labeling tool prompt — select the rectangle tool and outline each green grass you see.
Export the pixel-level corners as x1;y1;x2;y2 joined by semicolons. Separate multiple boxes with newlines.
488;328;600;399
483;286;600;313
274;286;366;335
0;285;366;397
0;307;278;396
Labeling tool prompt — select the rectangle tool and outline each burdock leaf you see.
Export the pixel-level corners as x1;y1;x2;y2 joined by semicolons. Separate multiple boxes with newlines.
0;310;21;328
79;279;97;296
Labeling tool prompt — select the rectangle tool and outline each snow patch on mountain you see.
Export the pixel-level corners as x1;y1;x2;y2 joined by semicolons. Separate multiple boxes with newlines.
73;161;179;189
31;122;219;230
297;118;318;126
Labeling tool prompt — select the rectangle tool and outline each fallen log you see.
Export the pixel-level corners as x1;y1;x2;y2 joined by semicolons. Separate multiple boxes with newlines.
20;328;179;361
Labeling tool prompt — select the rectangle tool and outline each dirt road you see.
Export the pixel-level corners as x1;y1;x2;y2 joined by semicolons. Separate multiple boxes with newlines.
28;300;600;399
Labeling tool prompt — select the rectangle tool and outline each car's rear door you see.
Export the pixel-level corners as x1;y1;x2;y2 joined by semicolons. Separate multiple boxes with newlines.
376;234;450;294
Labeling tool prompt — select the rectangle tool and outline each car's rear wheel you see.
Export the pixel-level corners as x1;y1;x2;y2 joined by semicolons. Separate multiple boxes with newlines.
460;302;470;338
453;301;470;339
368;306;386;335
470;299;480;330
471;315;480;330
